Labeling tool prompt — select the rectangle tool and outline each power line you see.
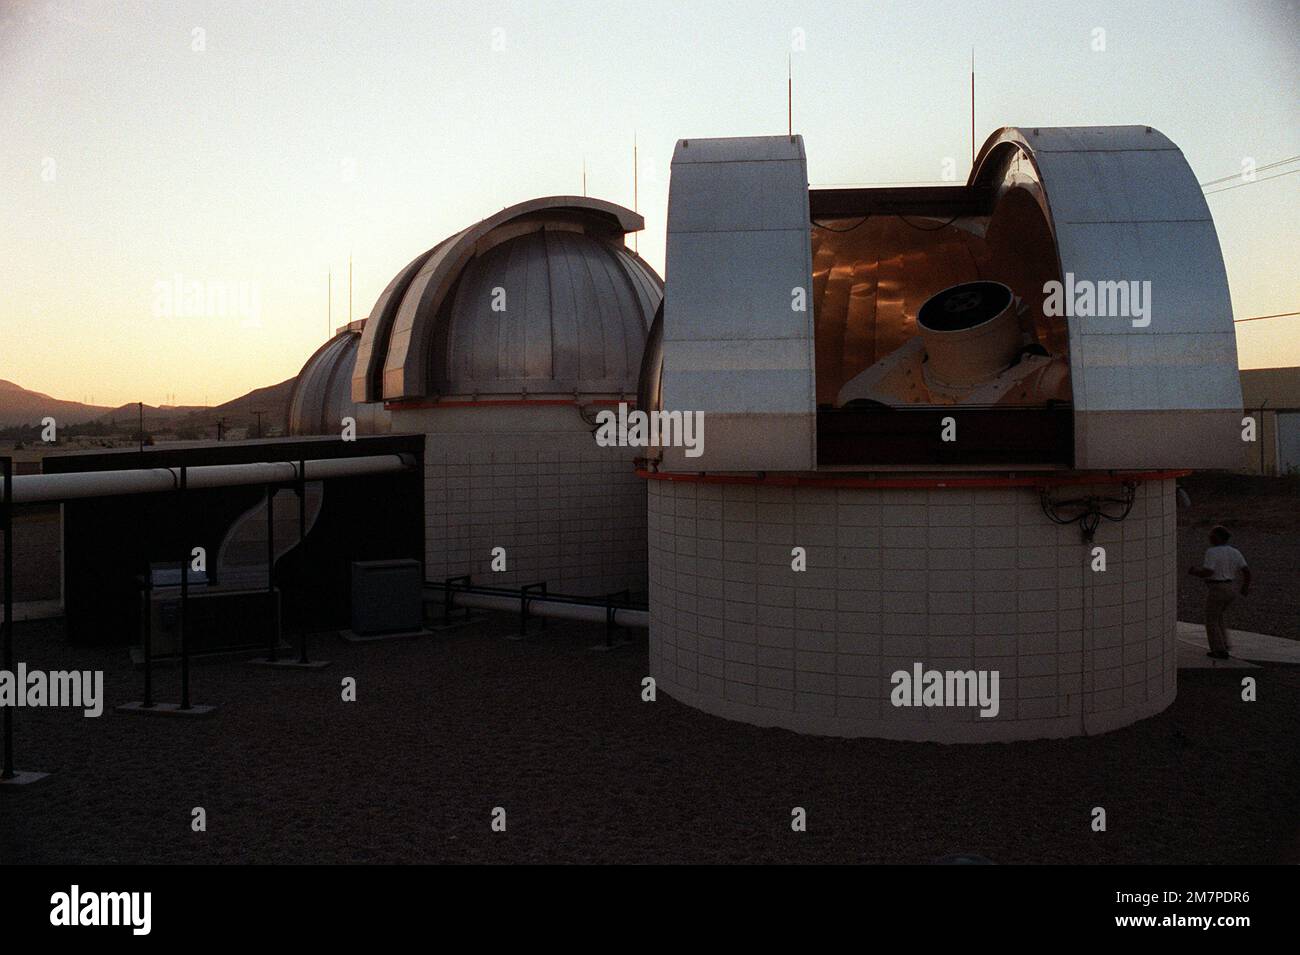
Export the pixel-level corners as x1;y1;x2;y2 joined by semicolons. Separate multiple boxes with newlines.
1234;311;1299;324
1204;167;1300;196
1199;154;1299;188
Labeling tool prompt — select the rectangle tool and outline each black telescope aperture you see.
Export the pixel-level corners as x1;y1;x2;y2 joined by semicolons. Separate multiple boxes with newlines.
917;281;1014;332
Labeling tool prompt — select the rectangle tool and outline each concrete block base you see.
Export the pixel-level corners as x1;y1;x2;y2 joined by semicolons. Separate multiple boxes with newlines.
647;476;1182;743
337;628;433;643
0;770;52;787
248;658;332;670
116;702;217;717
426;614;481;632
131;642;293;669
505;630;547;642
589;639;633;652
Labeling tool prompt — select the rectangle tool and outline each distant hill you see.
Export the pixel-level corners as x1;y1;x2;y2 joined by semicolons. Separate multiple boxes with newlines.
208;378;295;419
184;377;296;436
0;377;296;434
0;380;112;428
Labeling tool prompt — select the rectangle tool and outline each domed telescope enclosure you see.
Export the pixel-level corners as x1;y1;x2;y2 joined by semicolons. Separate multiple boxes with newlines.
356;197;662;597
642;128;1243;742
287;319;392;437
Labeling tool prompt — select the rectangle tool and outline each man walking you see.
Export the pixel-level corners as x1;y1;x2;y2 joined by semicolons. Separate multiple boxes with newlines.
1188;525;1251;660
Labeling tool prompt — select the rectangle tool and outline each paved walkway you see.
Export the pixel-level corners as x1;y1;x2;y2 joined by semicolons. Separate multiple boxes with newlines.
1176;620;1300;669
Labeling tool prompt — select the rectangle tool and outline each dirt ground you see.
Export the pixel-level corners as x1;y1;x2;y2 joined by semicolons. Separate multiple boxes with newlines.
1;611;1297;865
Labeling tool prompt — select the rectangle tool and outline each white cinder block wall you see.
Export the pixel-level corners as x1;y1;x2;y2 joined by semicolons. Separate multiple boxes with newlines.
646;477;1177;742
396;405;647;599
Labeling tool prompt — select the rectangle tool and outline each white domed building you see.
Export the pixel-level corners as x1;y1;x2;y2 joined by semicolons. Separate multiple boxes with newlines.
354;197;662;597
642;128;1243;742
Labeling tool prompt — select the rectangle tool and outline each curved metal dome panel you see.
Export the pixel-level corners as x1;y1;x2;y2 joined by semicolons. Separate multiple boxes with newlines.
658;127;1242;473
351;247;439;404
354;197;661;402
288;327;391;436
436;228;652;395
972;126;1243;469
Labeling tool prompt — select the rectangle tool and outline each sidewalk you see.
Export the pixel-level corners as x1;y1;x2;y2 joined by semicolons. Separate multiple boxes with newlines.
1176;620;1300;669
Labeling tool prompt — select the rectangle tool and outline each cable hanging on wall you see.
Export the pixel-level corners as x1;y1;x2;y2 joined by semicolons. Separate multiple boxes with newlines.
1039;482;1137;543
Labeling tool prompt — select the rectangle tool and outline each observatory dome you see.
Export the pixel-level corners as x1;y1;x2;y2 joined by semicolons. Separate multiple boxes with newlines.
642;127;1242;743
287;321;391;436
354;196;660;402
359;196;662;599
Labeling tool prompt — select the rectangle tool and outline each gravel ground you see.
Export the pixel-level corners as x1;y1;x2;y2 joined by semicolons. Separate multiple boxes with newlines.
2;613;1297;865
2;472;1296;864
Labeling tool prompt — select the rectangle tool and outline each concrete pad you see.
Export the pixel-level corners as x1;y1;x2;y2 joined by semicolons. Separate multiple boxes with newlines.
426;615;481;633
1176;620;1300;666
505;629;548;642
116;702;217;717
337;628;433;643
0;770;52;787
248;658;331;670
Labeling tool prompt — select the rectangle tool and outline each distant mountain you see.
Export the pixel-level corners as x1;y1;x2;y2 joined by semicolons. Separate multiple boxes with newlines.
0;380;112;428
208;378;295;419
181;377;296;436
0;377;296;434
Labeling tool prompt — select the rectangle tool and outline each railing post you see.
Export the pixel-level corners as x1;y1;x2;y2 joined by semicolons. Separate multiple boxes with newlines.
296;459;309;665
604;589;630;649
444;574;471;624
2;456;14;779
142;571;154;708
520;582;547;638
179;465;190;711
266;484;277;663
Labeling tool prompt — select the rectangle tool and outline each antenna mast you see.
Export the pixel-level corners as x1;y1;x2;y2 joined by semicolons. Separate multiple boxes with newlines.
787;55;793;138
632;134;639;253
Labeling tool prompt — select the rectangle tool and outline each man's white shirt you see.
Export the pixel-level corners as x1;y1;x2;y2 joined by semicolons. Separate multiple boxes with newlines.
1202;545;1247;583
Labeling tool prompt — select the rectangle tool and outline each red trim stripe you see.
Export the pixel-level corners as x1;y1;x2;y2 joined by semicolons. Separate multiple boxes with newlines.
385;398;631;411
635;468;1190;489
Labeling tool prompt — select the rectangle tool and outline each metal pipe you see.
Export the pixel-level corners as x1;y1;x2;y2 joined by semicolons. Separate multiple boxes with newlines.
1;454;413;505
445;590;648;630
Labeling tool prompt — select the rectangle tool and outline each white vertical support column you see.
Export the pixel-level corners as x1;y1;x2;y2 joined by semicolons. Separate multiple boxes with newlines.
662;136;816;472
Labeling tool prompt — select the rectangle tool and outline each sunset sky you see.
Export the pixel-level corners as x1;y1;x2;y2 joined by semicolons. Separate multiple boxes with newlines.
1;0;1296;407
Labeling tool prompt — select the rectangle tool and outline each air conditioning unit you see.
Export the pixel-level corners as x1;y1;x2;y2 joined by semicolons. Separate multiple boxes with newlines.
350;559;423;635
141;586;278;656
